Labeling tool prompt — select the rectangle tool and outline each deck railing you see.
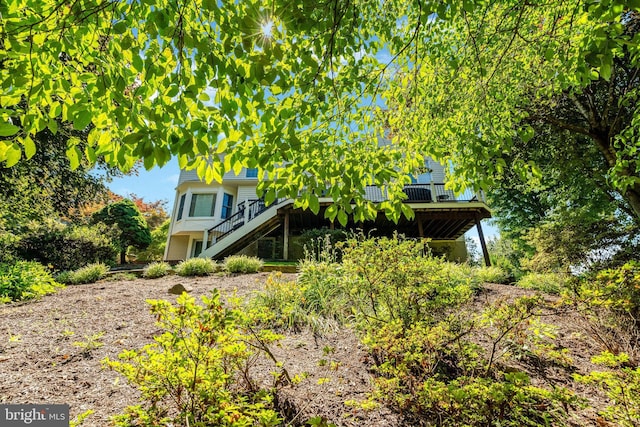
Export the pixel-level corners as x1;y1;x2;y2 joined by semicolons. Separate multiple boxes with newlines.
207;198;282;246
402;184;483;203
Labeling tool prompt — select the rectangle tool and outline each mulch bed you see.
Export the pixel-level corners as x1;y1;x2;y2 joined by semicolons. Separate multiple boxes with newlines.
0;275;613;426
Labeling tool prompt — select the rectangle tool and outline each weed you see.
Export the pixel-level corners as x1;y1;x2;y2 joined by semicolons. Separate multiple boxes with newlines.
73;332;105;353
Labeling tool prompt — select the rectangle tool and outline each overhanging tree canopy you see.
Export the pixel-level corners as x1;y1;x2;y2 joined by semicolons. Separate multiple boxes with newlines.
1;0;639;223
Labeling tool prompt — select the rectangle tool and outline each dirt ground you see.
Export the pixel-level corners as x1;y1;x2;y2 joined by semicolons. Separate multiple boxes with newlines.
0;274;616;426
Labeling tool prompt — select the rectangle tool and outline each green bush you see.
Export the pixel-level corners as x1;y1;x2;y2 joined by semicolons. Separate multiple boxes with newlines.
472;265;510;284
224;255;263;274
58;263;109;285
143;261;173;279
340;236;474;330
18;223;117;270
0;261;64;303
579;261;640;318
517;272;569;294
575;352;640;427
104;290;283;427
175;257;217;276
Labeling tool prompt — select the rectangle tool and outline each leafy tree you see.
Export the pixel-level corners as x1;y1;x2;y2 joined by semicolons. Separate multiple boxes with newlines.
0;125;112;231
1;0;639;223
489;121;640;270
131;219;170;262
93;199;152;264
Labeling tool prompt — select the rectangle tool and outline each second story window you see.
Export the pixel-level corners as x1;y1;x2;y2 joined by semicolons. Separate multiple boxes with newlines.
221;193;234;219
189;193;216;217
176;194;186;220
246;168;258;178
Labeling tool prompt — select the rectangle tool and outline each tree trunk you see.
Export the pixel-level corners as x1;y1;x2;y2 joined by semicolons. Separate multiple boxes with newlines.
120;250;126;265
591;133;640;222
624;185;640;223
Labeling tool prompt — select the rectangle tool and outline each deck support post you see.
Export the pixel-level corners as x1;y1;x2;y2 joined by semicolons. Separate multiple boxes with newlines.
417;214;424;237
283;210;290;260
475;214;491;266
202;230;209;253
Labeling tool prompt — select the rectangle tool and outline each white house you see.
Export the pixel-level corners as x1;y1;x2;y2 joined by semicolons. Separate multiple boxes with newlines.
164;157;492;264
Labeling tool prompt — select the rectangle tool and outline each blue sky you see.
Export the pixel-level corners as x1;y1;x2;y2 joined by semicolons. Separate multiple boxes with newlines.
106;158;180;208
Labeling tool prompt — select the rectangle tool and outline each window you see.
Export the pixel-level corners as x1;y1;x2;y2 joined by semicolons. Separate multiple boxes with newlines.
246;168;258;178
189;193;216;217
221;193;234;219
191;240;203;257
176;194;186;220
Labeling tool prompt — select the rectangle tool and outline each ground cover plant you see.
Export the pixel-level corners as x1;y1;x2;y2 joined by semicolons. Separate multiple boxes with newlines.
0;261;63;303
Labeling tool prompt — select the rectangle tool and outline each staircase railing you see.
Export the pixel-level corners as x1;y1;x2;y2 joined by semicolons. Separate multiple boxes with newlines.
207;198;282;246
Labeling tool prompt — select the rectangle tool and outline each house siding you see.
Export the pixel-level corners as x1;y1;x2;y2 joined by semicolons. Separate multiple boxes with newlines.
237;186;258;204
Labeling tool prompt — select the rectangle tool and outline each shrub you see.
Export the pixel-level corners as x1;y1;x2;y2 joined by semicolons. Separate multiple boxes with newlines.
130;219;169;262
572;262;640;357
58;263;109;285
18;223;117;270
517;272;569;294
224;255;263;274
575;352;640;427
579;261;640;318
472;265;510;284
0;261;64;303
340;235;474;330
175;257;216;276
143;261;172;279
104;290;283;427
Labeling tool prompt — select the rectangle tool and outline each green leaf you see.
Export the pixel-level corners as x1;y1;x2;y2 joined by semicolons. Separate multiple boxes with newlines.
73;110;92;130
66;145;80;170
113;21;128;35
0;122;19;137
5;143;22;167
23;135;36;159
600;61;612;81
337;209;348;227
325;204;338;221
309;194;320;215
